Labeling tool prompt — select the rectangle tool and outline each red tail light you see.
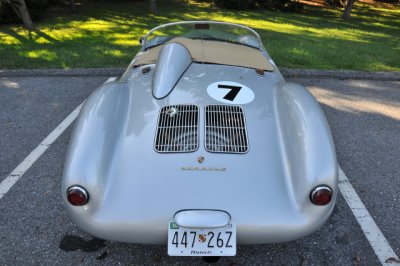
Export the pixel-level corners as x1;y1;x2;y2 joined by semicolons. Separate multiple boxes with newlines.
67;186;89;206
310;185;332;206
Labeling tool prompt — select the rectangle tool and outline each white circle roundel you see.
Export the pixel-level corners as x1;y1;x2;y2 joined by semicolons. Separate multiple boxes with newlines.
207;81;255;104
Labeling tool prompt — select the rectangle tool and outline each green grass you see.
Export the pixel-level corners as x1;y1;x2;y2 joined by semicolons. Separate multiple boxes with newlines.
0;0;399;71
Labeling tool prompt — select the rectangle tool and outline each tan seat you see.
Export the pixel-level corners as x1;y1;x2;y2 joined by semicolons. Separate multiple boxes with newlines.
133;37;274;71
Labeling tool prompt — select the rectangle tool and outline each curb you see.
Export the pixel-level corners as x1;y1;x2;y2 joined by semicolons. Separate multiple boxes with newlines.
0;68;125;77
0;67;399;80
280;69;400;80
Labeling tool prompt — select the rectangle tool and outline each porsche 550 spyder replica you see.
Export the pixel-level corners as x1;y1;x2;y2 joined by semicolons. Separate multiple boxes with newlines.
62;21;337;256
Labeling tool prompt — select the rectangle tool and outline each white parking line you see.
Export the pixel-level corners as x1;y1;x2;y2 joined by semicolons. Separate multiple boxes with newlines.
0;102;83;200
338;166;399;265
0;77;116;200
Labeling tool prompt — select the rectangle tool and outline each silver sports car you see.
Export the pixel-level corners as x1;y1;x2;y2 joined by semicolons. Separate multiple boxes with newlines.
62;21;337;257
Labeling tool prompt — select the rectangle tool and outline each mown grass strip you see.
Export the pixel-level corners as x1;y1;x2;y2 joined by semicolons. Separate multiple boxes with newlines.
0;0;399;71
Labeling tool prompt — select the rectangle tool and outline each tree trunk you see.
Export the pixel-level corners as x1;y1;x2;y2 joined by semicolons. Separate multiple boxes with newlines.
149;0;157;14
342;0;356;20
7;0;35;30
70;0;76;13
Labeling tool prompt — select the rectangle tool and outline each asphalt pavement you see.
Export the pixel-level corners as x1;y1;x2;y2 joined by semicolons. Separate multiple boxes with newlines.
0;75;399;265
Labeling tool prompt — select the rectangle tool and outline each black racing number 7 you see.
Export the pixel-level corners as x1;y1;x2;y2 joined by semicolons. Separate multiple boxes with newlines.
218;84;242;101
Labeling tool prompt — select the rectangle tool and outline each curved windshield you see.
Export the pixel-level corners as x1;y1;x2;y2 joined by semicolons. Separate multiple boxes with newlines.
143;21;262;50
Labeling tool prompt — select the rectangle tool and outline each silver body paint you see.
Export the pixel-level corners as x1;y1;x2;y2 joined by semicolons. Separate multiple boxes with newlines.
152;42;192;99
62;22;337;245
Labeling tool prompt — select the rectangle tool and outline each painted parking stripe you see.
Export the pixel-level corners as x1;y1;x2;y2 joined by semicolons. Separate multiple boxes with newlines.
0;77;116;200
338;166;399;265
0;102;83;199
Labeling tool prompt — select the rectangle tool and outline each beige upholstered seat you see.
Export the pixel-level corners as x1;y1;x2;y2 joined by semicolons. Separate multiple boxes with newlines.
133;37;274;71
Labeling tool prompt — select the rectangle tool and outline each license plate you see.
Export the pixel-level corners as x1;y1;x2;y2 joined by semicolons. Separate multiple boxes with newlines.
167;221;236;256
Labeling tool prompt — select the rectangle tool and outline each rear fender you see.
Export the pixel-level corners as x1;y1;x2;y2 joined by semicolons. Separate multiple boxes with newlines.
275;82;338;212
62;81;130;212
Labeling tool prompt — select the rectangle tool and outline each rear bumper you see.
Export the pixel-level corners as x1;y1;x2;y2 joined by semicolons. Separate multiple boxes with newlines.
64;198;336;244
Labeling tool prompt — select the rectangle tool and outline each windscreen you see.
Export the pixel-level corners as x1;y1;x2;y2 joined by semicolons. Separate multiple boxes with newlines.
144;22;262;50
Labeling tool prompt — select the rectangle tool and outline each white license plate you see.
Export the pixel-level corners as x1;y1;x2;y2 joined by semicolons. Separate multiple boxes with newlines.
167;221;236;256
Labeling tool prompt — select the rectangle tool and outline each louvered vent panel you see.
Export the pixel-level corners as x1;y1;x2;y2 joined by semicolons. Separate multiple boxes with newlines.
154;105;199;152
205;105;249;153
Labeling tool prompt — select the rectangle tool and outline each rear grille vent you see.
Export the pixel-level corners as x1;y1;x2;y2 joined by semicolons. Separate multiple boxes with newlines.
155;105;199;153
205;105;249;153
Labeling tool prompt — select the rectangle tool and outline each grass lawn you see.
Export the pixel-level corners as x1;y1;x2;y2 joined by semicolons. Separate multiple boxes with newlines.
0;0;399;71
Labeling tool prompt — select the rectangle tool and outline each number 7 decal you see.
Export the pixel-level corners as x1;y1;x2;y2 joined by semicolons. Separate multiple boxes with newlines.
218;84;242;101
207;81;254;104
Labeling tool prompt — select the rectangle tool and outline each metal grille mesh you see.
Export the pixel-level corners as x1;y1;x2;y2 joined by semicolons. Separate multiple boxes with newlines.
155;105;199;152
205;105;248;153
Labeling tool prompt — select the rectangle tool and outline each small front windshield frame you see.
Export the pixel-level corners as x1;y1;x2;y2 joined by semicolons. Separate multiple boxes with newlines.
142;21;263;50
